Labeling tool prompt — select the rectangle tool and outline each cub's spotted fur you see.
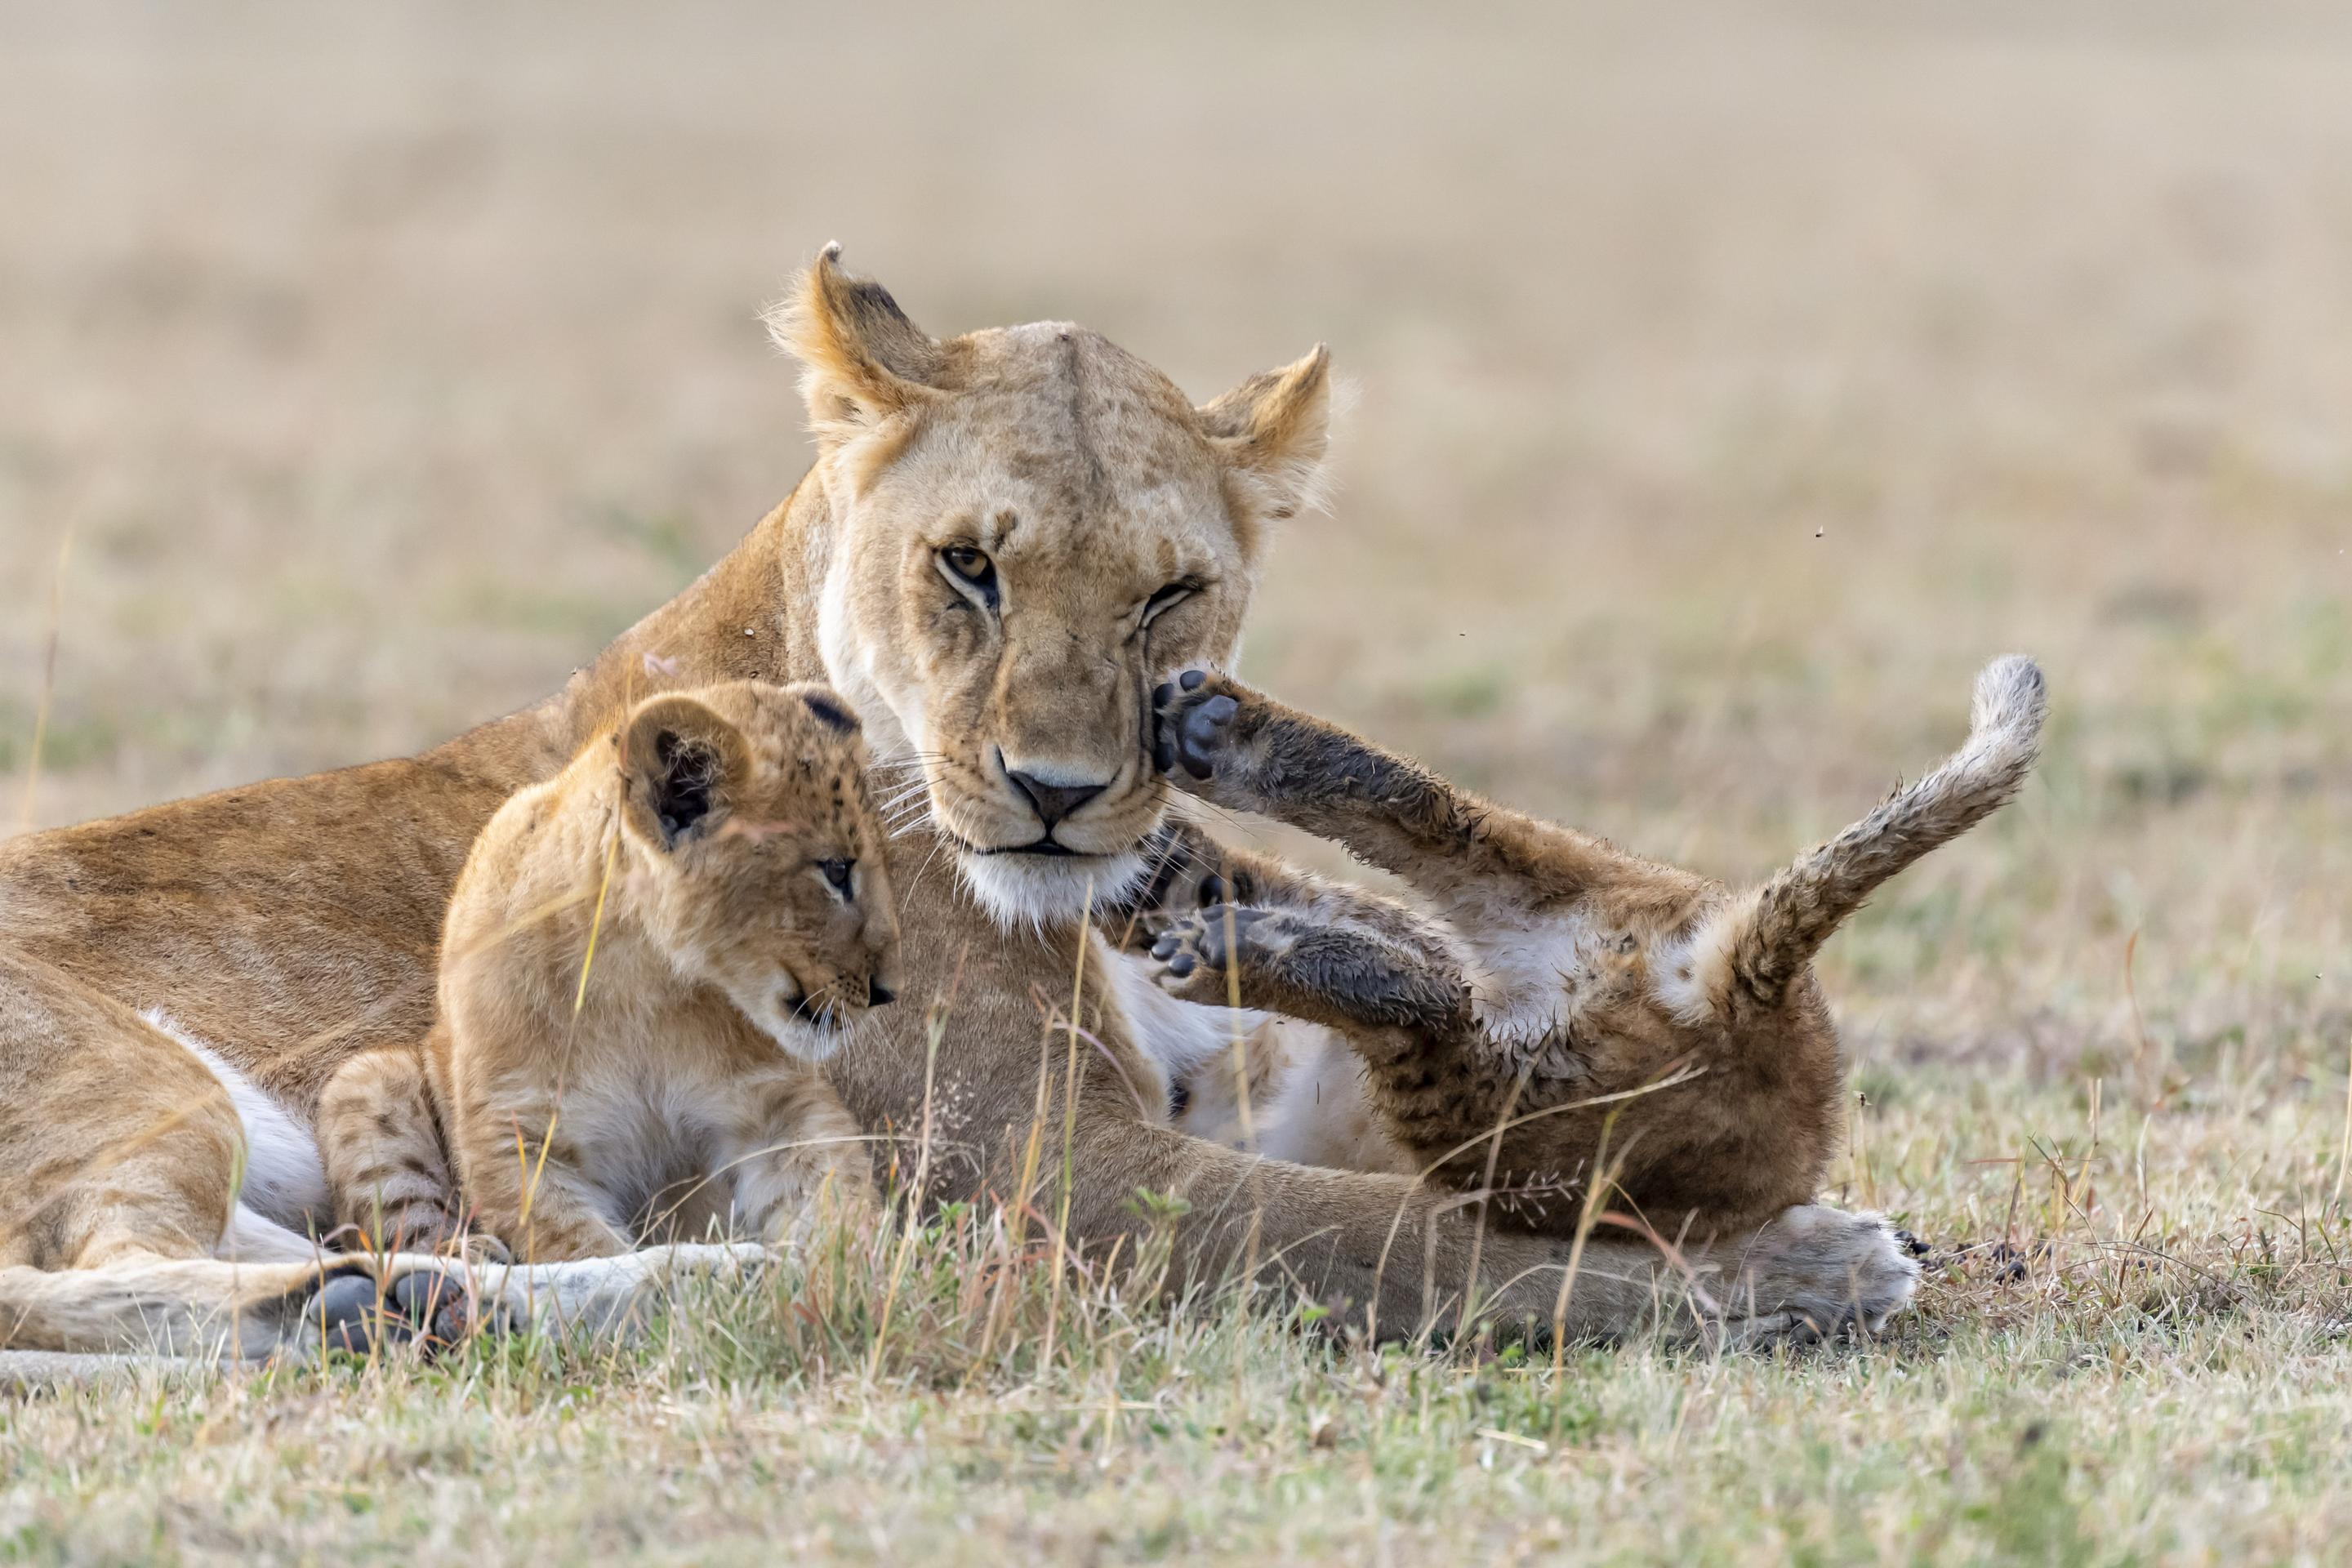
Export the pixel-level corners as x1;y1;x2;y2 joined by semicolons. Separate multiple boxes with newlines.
1143;659;2046;1240
318;680;898;1262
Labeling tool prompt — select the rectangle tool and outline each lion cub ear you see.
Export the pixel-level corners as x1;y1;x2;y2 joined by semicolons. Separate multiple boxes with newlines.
765;243;945;449
1197;345;1334;525
621;695;748;849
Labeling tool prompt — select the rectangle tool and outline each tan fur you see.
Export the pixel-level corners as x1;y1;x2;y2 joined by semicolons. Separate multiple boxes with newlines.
0;248;1920;1351
1143;660;2047;1238
324;682;895;1263
314;1045;458;1254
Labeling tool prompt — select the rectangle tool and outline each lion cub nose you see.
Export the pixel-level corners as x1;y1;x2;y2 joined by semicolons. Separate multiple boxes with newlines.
1005;769;1108;830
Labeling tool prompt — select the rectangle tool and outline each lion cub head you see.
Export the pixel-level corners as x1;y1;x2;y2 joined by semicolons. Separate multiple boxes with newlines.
612;679;901;1058
766;247;1335;928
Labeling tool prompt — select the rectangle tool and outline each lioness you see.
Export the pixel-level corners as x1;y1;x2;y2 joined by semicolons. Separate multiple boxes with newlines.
0;247;1916;1355
1138;657;2046;1237
318;680;894;1265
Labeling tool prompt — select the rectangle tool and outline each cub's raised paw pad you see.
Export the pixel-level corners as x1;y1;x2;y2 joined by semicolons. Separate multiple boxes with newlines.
1192;870;1261;909
1150;670;1245;782
1148;904;1272;977
1125;833;1258;921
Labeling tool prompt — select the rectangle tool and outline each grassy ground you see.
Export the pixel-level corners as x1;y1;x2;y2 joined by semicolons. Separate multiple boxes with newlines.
4;2;2350;1561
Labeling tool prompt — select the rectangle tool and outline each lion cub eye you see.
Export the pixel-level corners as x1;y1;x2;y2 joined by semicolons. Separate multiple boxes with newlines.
938;545;999;608
816;858;856;899
1140;579;1198;628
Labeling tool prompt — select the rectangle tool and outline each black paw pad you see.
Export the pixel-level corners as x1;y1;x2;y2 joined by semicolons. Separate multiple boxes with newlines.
1177;695;1239;780
307;1273;409;1356
1191;906;1267;969
390;1269;485;1345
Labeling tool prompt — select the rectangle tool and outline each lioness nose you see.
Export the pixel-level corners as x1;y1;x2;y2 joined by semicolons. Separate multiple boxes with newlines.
1006;769;1108;829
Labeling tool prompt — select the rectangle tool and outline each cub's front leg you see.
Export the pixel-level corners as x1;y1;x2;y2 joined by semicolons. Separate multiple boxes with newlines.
1150;668;1528;893
722;1067;877;1249
1145;672;1603;1213
1146;903;1468;1037
1101;818;1337;956
317;1043;478;1255
446;1083;635;1263
1143;901;1520;1193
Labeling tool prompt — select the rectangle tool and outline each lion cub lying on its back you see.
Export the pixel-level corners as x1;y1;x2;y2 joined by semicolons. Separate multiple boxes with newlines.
1142;658;2045;1242
318;680;900;1262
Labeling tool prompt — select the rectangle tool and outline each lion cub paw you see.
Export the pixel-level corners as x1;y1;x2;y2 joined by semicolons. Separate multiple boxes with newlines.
1121;823;1263;932
1145;904;1302;1008
1150;669;1261;805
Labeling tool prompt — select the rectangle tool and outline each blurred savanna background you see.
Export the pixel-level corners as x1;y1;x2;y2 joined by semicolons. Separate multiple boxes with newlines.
4;2;2351;1562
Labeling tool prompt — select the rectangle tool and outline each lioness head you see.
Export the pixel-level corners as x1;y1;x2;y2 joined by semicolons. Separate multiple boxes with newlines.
615;679;902;1058
768;247;1332;927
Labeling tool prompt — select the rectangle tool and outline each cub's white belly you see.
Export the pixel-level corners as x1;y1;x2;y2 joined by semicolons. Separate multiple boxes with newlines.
1106;945;1410;1175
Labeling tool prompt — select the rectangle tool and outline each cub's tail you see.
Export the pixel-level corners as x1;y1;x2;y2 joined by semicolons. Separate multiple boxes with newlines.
1668;656;2047;1021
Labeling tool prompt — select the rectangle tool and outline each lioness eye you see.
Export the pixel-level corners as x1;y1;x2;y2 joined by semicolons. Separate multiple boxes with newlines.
1141;579;1197;627
817;858;855;899
938;545;999;608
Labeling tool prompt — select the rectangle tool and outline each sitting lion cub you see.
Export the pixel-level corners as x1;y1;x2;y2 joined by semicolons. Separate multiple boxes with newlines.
317;679;900;1262
1142;657;2045;1241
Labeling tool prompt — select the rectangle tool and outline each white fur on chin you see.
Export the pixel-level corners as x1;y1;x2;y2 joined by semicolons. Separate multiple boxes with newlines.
956;848;1149;933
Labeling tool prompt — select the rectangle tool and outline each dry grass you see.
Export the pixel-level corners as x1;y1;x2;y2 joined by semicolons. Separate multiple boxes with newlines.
3;2;2350;1561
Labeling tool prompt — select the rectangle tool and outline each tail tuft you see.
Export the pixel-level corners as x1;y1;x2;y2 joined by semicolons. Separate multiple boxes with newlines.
1967;654;2047;774
1673;657;2047;1020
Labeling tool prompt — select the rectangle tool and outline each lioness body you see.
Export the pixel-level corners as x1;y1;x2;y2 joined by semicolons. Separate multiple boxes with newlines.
318;682;894;1262
0;250;1918;1353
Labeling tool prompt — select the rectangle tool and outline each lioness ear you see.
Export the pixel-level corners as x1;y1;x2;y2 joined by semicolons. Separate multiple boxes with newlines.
764;243;945;449
621;695;746;849
1197;345;1333;524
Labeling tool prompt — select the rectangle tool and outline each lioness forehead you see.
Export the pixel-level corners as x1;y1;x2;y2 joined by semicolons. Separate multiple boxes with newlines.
947;326;1222;501
885;328;1234;571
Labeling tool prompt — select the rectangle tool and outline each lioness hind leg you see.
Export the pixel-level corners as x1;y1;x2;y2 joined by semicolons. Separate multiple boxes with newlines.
1699;1205;1923;1339
317;1044;473;1254
0;954;247;1274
